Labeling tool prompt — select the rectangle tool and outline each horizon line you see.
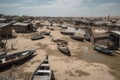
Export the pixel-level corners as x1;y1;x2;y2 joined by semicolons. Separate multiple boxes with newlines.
1;13;120;18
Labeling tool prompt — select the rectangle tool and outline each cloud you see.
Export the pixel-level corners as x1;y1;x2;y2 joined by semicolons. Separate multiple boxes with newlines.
98;3;117;9
0;0;120;16
49;0;84;8
86;0;93;2
16;0;85;16
20;0;84;9
23;0;37;3
0;3;21;8
89;2;120;16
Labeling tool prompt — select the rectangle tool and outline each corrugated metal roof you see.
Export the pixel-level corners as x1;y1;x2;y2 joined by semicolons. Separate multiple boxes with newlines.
13;22;31;26
0;23;11;28
117;20;120;23
115;23;120;26
111;31;120;36
95;21;106;25
93;33;109;38
0;18;6;21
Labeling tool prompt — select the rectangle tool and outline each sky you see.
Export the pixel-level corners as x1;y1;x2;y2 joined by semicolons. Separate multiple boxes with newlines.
0;0;120;17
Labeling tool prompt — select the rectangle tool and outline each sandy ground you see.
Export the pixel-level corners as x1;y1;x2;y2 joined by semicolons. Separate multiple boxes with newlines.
0;23;119;80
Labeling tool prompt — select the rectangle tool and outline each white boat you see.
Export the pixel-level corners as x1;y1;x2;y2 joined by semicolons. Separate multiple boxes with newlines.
31;55;52;80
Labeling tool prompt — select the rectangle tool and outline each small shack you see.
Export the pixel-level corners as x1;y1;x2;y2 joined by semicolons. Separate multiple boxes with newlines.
0;23;13;37
14;22;36;33
91;33;109;46
85;27;109;45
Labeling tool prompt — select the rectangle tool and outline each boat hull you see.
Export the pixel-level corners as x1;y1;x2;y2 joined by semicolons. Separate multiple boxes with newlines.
43;32;51;36
31;35;44;40
94;46;113;54
0;50;35;68
70;35;84;41
52;39;68;45
31;56;52;80
61;31;74;35
0;51;7;57
58;46;71;56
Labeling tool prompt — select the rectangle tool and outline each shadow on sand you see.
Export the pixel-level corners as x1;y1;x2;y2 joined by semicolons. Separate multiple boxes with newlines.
51;70;56;80
97;52;116;57
63;51;71;57
1;36;17;40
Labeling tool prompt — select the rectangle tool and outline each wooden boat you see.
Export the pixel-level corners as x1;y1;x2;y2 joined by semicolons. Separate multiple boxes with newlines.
51;39;68;45
41;31;51;36
0;49;35;68
31;35;44;40
49;28;54;31
94;45;113;54
70;35;84;41
0;51;7;57
61;31;74;35
44;31;51;35
31;55;52;80
62;26;68;29
58;45;71;56
62;25;68;29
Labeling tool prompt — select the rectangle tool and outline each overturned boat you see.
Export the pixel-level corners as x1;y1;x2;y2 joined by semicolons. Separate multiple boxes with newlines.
61;27;77;35
70;34;84;41
31;55;52;80
61;31;74;35
0;51;7;57
58;44;71;56
41;31;51;36
0;49;35;68
31;34;44;40
61;25;68;29
51;39;68;45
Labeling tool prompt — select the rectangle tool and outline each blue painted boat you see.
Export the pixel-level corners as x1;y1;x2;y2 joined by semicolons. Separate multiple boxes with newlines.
94;45;113;54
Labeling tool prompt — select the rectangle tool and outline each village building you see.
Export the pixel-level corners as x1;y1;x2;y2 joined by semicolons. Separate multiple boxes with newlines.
85;27;109;46
109;31;120;50
13;22;36;33
107;20;120;31
0;23;13;38
115;20;120;31
93;21;107;27
0;18;7;23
